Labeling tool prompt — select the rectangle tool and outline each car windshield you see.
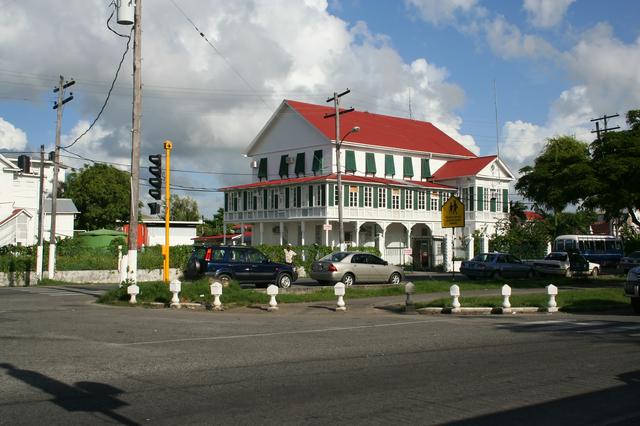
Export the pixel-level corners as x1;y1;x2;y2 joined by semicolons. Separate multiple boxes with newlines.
545;253;568;261
320;252;350;262
472;253;498;262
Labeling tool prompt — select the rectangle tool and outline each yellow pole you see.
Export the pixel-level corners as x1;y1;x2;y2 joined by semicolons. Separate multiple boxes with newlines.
163;140;173;283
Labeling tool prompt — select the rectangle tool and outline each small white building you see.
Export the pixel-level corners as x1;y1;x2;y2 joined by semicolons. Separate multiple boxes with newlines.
221;100;514;269
0;153;78;246
142;219;202;247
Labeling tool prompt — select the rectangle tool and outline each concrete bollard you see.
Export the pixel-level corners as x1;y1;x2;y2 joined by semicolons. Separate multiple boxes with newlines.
267;284;279;311
405;282;416;313
501;284;512;313
210;281;223;311
127;283;139;304
334;282;346;312
170;279;181;308
450;284;461;312
547;284;558;313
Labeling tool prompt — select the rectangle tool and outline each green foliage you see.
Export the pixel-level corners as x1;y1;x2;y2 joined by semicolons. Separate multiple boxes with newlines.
162;195;200;221
65;163;131;231
198;208;231;236
548;210;597;237
516;135;594;214
489;218;549;259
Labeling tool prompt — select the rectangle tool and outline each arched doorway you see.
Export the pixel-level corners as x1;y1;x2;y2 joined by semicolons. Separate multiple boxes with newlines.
411;224;433;271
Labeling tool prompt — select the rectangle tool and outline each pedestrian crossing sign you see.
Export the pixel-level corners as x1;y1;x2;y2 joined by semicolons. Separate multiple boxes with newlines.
442;196;465;228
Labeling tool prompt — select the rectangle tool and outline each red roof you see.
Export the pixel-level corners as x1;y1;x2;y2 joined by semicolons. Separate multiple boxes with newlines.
220;173;455;191
432;156;497;180
524;211;543;221
193;232;252;242
0;208;28;226
286;100;476;157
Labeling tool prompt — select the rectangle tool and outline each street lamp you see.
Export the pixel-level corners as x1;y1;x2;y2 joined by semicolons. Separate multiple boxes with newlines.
336;125;360;249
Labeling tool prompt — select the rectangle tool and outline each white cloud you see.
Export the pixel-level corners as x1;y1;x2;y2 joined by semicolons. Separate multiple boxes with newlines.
523;0;575;28
0;0;477;215
0;117;28;151
404;0;478;25
485;15;557;59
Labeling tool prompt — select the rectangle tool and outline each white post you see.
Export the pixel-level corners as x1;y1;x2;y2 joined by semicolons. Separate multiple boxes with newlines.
334;282;346;312
36;246;43;282
279;221;284;246
119;254;129;286
443;233;453;272
481;235;489;253
466;235;474;260
450;284;461;312
501;284;512;313
170;279;181;308
404;281;415;313
259;222;264;245
127;283;139;304
117;245;123;272
210;281;223;311
300;220;305;246
547;284;558;313
267;284;279;311
546;241;552;255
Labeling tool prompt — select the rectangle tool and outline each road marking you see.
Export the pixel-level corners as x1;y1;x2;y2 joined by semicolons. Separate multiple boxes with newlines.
118;319;442;346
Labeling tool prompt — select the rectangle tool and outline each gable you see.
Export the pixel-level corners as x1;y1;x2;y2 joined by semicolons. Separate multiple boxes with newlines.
432;156;514;181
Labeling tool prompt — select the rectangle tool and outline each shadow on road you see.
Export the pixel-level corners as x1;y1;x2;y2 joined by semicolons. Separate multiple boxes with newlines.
0;363;138;425
447;370;640;425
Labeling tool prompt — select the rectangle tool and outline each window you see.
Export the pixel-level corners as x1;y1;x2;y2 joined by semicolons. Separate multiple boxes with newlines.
364;186;373;207
430;193;439;211
484;188;490;211
490;188;498;212
392;188;400;209
405;190;413;209
420;158;431;179
345;150;357;173
279;155;289;178
229;248;247;263
385;154;395;176
378;187;387;208
349;185;358;207
312;150;323;175
295;153;305;177
257;158;267;180
246;249;267;263
417;191;426;209
403;157;414;179
365;152;376;175
293;186;300;207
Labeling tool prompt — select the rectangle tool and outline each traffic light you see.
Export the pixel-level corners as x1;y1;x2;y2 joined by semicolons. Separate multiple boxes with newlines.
148;202;160;215
148;154;162;200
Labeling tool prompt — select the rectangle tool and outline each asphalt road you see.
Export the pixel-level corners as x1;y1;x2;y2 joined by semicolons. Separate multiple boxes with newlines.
1;285;639;425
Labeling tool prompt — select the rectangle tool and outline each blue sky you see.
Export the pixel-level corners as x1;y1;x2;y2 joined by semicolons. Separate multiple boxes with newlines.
1;0;639;216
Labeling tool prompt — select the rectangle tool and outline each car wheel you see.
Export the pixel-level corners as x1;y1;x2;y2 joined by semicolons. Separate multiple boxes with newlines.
186;258;200;280
341;273;355;287
277;273;292;289
631;298;640;314
591;267;599;278
389;272;402;285
217;274;232;286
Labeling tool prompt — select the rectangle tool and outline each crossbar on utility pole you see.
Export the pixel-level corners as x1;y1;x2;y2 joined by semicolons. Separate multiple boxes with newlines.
325;89;354;249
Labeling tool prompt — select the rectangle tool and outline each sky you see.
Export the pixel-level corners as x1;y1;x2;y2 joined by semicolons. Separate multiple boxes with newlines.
1;0;639;217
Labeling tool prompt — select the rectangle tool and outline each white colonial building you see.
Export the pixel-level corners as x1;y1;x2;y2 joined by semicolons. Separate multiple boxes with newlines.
221;100;514;269
0;153;78;246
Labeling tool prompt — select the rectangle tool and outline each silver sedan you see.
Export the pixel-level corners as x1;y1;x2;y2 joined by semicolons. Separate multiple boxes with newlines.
309;252;404;286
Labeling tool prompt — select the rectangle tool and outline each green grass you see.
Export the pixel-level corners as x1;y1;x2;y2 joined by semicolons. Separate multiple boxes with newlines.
416;288;630;313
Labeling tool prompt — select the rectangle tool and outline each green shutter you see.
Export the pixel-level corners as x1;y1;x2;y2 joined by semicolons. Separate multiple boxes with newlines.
285;188;290;208
365;153;376;174
329;184;334;206
387;187;392;209
400;189;405;210
413;190;418;210
343;184;348;207
312;150;323;175
345;150;356;173
359;186;364;207
477;187;484;211
469;187;474;211
253;194;257;210
502;189;509;213
224;193;228;210
263;189;268;209
274;191;279;209
421;158;431;179
279;155;288;178
243;192;247;210
296;187;302;208
425;190;430;210
385;155;395;176
403;157;414;178
308;185;313;206
490;196;496;212
373;187;379;208
321;184;326;206
258;158;268;180
295;153;305;176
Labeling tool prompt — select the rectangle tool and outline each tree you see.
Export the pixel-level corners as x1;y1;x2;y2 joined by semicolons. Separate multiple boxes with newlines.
586;110;640;227
516;136;595;218
198;207;231;236
65;164;131;231
162;195;200;221
508;200;527;225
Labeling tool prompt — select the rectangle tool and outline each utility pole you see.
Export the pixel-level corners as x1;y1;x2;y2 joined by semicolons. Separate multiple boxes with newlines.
325;89;354;249
48;75;74;279
36;145;45;281
590;113;620;140
127;0;142;284
163;140;172;283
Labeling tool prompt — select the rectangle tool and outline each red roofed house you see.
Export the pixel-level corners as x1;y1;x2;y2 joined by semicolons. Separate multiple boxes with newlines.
221;100;514;269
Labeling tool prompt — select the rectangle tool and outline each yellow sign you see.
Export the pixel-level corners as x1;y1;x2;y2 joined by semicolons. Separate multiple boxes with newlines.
442;195;465;228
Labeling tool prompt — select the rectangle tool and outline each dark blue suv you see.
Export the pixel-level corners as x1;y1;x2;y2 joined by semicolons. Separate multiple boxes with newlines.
185;245;297;288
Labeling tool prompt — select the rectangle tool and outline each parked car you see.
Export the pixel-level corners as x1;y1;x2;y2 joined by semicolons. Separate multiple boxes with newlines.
460;252;534;279
309;252;403;286
185;245;298;288
620;251;640;273
624;266;640;314
531;252;600;277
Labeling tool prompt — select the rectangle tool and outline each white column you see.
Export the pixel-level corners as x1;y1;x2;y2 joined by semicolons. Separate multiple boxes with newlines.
405;224;412;266
240;223;245;245
223;221;227;245
481;235;489;253
466;235;475;260
355;221;362;247
443;233;453;272
259;222;264;245
324;219;330;246
379;222;388;259
279;221;284;245
300;220;306;246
